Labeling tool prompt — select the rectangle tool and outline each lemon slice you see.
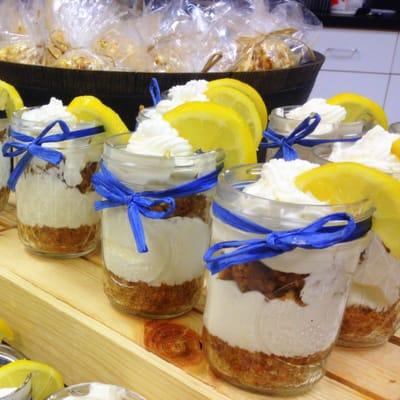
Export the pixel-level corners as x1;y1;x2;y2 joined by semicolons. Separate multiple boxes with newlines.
391;138;400;160
295;162;400;259
208;78;268;130
0;360;64;400
205;86;263;145
0;80;24;119
0;320;13;342
67;96;128;137
163;102;257;168
328;93;388;130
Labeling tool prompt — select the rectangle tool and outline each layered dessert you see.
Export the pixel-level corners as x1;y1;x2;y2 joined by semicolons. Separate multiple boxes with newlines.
203;159;371;394
0;117;10;211
12;98;103;257
267;98;363;161
48;383;144;400
101;119;222;318
326;126;400;346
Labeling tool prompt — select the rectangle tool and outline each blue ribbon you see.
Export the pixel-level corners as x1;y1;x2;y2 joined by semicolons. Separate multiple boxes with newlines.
263;113;360;161
204;202;372;274
93;161;221;253
3;120;104;191
149;78;162;106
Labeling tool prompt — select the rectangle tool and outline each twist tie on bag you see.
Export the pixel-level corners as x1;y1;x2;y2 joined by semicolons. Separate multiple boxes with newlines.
3;120;104;191
204;202;372;274
149;78;162;106
93;161;222;253
263;113;361;161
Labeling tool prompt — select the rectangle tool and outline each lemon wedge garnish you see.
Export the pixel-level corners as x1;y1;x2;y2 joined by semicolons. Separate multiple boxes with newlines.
205;85;263;145
0;360;64;400
208;78;268;130
67;96;128;137
391;138;400;160
295;162;400;259
163;102;257;168
0;80;24;120
0;320;14;342
328;93;388;130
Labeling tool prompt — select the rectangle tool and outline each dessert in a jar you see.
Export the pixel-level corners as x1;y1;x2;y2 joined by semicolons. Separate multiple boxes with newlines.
266;92;389;162
0;115;10;211
47;383;145;400
94;119;224;318
313;126;400;347
7;98;105;257
203;159;373;395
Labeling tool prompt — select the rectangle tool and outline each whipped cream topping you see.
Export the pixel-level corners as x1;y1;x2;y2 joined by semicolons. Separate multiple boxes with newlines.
126;118;193;157
286;98;347;136
329;126;400;177
21;98;76;125
243;159;323;204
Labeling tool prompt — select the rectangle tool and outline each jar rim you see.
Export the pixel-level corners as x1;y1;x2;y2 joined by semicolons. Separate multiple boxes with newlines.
217;163;374;220
105;132;225;166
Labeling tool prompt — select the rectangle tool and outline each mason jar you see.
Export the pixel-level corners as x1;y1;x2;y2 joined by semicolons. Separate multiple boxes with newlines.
100;133;224;319
313;143;400;347
203;164;373;395
10;109;104;258
0;116;10;211
267;106;365;162
47;383;145;400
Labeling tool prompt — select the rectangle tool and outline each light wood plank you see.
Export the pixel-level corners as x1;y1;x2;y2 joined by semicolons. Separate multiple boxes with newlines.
0;228;373;400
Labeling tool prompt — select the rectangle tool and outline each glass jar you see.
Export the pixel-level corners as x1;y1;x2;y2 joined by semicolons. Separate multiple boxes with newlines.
203;164;373;395
267;106;365;162
0;117;11;211
100;133;224;319
47;383;145;400
11;109;104;258
313;143;400;347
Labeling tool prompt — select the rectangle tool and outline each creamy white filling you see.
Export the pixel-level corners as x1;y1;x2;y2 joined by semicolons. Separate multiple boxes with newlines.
102;207;210;286
0;388;16;398
16;162;99;228
329;126;400;178
347;234;400;311
126;118;193;157
286;98;347;136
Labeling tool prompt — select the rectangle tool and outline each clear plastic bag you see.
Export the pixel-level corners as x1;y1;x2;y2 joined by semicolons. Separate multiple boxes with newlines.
45;0;127;70
0;0;46;65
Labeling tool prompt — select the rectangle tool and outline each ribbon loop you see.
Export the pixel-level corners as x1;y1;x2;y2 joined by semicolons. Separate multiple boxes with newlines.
3;120;104;191
204;202;371;274
93;162;221;253
149;78;162;106
263;114;321;161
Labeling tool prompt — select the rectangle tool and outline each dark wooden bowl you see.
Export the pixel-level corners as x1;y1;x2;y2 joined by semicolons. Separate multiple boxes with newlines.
0;52;324;130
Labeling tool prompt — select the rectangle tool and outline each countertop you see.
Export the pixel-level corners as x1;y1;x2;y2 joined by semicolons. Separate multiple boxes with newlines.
315;11;400;31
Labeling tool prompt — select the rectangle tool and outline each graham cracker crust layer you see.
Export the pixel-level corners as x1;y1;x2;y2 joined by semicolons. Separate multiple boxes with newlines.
104;269;203;318
0;186;9;211
203;327;328;393
18;221;99;255
219;261;309;306
339;300;400;347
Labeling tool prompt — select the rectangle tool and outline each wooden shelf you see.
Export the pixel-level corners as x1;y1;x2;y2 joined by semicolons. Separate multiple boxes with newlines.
0;202;399;400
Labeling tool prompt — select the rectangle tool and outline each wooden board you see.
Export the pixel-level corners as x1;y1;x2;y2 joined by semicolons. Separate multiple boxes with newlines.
0;202;399;400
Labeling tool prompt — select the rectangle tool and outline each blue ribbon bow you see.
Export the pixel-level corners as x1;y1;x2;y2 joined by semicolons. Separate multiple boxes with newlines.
263;113;361;161
3;120;104;191
93;161;221;253
204;202;372;274
149;78;162;106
